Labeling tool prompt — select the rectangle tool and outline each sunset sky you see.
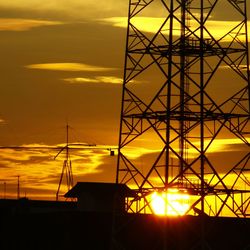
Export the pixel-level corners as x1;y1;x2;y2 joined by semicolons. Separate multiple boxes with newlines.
0;0;129;199
0;0;249;201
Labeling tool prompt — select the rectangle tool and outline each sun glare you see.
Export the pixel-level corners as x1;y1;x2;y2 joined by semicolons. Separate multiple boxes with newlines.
151;190;190;216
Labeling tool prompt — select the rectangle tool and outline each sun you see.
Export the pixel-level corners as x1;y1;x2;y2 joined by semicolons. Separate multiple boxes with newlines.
151;189;190;216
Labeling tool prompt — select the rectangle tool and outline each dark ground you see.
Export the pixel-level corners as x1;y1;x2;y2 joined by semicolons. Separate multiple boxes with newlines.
1;199;250;250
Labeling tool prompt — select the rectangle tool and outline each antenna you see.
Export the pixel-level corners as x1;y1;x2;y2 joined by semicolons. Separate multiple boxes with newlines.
55;124;73;201
0;126;117;201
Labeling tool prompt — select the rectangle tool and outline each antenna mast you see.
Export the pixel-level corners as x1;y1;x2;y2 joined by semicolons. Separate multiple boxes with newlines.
55;124;73;201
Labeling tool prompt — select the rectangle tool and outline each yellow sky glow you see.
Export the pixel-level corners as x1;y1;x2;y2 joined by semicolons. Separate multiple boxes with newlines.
0;2;248;204
122;137;249;160
122;146;160;160
151;190;190;216
201;137;249;153
0;143;115;200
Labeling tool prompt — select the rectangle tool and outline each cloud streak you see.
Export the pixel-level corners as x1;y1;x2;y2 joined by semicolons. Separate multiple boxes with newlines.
219;65;250;70
101;17;250;41
63;76;123;85
26;63;117;72
0;143;116;199
0;118;6;124
0;18;63;31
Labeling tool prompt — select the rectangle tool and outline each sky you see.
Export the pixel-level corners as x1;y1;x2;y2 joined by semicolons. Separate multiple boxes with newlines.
0;0;249;202
0;0;129;200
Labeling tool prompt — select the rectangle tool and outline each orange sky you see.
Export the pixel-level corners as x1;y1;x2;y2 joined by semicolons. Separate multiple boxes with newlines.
0;0;249;201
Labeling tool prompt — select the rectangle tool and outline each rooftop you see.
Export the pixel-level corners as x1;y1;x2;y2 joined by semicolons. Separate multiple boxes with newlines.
64;182;136;198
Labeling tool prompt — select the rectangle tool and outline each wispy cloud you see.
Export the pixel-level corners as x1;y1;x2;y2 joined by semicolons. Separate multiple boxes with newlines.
219;65;250;71
101;17;250;40
189;137;250;156
0;142;115;199
63;76;123;85
0;18;63;31
26;63;117;72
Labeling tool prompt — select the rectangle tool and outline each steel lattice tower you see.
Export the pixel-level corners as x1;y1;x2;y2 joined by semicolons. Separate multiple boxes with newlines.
116;0;250;217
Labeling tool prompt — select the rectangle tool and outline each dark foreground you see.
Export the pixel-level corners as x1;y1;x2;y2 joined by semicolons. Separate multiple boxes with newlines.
1;199;250;250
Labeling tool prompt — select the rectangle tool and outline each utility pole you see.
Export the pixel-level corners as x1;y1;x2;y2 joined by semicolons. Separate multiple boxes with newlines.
17;175;20;200
3;182;6;199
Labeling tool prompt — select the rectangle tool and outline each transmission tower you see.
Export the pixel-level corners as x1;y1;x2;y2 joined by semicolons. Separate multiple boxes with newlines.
116;0;250;217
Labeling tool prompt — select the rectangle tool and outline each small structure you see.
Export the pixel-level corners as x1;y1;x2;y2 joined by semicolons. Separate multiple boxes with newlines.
64;182;136;213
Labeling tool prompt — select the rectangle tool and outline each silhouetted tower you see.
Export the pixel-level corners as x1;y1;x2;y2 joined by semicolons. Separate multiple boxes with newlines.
55;124;73;201
117;0;250;217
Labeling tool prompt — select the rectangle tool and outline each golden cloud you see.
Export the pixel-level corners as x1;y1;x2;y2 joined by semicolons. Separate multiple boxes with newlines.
219;65;250;70
121;146;161;160
0;18;63;31
191;137;250;155
26;63;117;72
102;17;162;33
64;76;123;84
102;17;250;41
0;142;116;199
119;136;249;160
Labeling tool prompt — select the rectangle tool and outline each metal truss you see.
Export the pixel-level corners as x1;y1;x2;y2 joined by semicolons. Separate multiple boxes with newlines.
116;0;250;217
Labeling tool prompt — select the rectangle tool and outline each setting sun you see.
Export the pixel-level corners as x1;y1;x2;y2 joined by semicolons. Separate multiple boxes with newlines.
151;190;190;216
